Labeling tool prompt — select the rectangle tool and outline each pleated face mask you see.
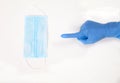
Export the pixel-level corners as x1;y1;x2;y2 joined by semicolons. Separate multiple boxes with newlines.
24;16;47;58
24;15;48;69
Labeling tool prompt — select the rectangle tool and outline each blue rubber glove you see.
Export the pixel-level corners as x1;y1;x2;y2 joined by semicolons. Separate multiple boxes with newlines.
61;20;120;44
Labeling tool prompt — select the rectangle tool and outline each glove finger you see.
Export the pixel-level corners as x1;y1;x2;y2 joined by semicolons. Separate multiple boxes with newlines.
79;38;93;44
80;39;91;44
77;36;90;44
61;32;80;38
78;37;100;44
116;35;120;39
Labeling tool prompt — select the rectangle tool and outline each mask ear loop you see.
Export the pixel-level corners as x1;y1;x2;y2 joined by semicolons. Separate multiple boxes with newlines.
25;57;47;70
23;2;48;70
33;4;47;16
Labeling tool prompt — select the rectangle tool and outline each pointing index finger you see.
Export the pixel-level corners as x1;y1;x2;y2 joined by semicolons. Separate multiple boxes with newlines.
61;32;79;38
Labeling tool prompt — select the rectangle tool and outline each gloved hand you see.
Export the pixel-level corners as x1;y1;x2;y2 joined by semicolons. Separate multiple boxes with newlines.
61;20;120;44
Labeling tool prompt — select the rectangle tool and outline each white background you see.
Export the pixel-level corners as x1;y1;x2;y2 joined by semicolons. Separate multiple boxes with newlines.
0;0;120;83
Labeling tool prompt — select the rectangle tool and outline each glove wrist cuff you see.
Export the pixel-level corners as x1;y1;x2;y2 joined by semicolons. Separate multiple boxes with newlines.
105;22;120;37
